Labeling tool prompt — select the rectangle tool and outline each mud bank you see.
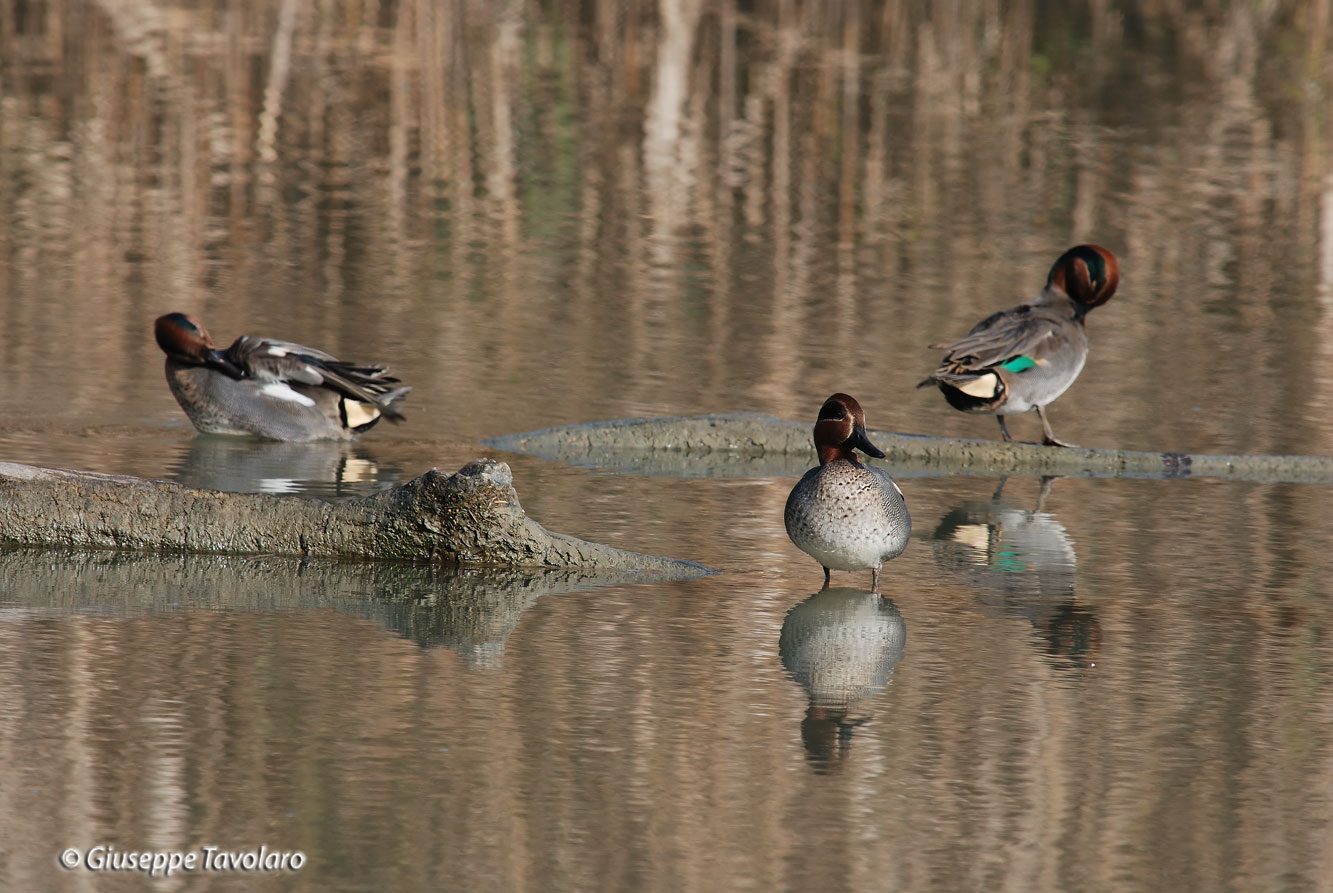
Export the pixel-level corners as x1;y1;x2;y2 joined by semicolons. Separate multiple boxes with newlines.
486;413;1333;483
0;459;713;576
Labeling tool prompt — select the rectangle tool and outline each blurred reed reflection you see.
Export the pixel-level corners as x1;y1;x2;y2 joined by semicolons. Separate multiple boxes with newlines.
778;586;906;773
929;477;1101;669
0;549;654;665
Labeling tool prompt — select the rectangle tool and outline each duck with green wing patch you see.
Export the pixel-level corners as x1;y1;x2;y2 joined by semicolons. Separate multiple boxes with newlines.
919;245;1120;447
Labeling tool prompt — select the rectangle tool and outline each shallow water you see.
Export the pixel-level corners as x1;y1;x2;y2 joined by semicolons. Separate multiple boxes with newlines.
5;474;1332;891
4;1;1333;891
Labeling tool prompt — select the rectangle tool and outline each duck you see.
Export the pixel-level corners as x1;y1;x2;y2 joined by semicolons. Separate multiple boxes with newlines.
784;394;911;590
154;312;411;442
918;244;1120;447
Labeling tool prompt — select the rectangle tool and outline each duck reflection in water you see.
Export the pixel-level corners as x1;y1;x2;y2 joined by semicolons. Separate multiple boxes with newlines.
930;477;1101;669
779;587;906;773
167;436;401;499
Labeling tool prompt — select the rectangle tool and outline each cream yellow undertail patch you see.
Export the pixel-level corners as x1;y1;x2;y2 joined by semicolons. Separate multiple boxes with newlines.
342;400;381;429
957;373;1000;399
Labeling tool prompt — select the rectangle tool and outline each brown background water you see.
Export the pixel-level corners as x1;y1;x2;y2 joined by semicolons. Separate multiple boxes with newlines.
3;1;1333;890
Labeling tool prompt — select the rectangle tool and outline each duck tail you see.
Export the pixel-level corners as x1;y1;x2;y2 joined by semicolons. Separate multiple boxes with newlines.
375;386;412;423
930;370;1006;412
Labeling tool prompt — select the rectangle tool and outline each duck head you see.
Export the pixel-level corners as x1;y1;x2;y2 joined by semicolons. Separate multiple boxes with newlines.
1045;245;1119;320
154;312;245;379
813;393;886;466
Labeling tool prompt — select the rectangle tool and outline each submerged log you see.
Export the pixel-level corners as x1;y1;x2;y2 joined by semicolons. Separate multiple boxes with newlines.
486;413;1333;483
0;459;712;576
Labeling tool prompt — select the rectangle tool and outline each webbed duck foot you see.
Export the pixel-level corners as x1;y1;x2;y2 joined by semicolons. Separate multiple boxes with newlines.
1035;406;1078;448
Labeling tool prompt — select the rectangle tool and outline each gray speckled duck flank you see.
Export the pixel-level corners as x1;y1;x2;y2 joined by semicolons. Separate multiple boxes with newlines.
784;462;911;575
165;362;352;441
783;395;912;590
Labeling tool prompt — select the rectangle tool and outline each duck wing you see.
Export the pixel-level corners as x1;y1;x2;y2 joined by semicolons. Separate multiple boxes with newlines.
928;301;1071;375
224;336;410;419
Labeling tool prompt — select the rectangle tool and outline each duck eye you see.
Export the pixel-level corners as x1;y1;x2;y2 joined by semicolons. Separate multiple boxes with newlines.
817;402;848;422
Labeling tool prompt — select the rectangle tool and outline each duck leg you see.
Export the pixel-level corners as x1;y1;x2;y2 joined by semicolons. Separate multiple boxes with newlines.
1036;405;1078;447
870;566;880;593
822;566;831;588
996;415;1013;443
